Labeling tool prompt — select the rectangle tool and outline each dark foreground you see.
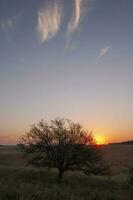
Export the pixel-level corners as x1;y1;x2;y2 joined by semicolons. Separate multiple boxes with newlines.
0;145;133;200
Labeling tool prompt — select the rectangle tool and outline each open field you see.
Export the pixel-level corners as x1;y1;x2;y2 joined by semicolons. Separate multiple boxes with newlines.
0;144;133;170
0;145;133;200
104;144;133;170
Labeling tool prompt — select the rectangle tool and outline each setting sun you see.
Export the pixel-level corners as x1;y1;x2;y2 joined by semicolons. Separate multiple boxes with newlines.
94;134;106;145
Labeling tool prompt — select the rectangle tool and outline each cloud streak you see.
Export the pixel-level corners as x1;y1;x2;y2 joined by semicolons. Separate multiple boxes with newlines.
98;46;111;59
67;0;83;34
37;0;62;43
0;17;16;32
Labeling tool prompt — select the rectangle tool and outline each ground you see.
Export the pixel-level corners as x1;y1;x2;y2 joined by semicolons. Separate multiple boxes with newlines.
104;144;133;170
0;145;133;200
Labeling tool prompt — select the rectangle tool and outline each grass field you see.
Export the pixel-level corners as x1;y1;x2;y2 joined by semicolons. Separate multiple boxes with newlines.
104;144;133;171
0;145;133;200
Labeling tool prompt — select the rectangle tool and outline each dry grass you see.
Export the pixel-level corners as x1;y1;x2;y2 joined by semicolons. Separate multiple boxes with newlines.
103;144;133;170
0;145;133;199
0;144;133;170
0;145;26;167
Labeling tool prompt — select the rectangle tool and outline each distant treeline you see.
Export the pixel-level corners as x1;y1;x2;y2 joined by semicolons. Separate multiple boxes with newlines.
109;140;133;145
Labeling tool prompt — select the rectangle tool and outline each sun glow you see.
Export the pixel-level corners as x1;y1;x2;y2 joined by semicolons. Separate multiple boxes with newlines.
94;134;106;145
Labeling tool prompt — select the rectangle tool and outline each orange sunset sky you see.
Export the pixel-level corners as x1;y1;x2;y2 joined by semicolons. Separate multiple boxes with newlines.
0;0;133;144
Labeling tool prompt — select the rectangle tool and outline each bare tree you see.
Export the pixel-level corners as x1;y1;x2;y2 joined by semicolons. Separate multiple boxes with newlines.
19;118;103;183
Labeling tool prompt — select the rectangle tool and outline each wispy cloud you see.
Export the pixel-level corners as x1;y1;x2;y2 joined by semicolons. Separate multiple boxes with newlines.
37;0;62;43
65;0;90;50
0;13;22;42
97;46;111;59
67;0;83;34
0;17;16;32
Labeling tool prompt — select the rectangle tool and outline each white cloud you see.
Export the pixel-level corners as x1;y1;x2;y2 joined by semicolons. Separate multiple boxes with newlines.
65;0;90;50
98;46;111;59
67;0;83;34
37;0;62;43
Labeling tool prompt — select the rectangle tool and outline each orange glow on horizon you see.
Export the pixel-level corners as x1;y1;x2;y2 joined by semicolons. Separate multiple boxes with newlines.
94;134;106;145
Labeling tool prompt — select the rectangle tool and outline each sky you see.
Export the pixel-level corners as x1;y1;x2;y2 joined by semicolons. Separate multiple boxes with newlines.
0;0;133;144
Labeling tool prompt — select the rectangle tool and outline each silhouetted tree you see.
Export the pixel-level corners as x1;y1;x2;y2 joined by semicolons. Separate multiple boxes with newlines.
19;118;104;183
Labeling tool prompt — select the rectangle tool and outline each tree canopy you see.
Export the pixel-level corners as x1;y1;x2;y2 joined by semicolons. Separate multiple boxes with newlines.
19;118;106;182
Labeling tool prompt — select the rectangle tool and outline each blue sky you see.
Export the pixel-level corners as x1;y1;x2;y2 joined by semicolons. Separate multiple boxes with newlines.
0;0;133;144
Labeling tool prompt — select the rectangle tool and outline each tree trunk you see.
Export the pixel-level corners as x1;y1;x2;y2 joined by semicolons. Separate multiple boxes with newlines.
57;169;64;183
